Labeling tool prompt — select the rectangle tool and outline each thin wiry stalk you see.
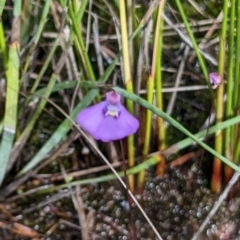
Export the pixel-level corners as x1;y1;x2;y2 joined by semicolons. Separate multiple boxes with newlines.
138;0;165;189
154;0;166;177
68;2;96;81
21;0;51;83
234;0;240;110
211;0;229;193
119;0;135;191
22;37;60;110
174;0;209;87
233;0;240;166
224;0;236;183
165;46;190;124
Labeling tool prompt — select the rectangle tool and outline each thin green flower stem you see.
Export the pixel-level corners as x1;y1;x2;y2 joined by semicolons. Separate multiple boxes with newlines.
234;0;240;109
113;87;240;173
119;0;135;191
224;0;236;180
0;1;20;186
174;0;210;95
21;0;51;83
212;0;229;193
138;1;165;189
68;2;96;81
0;22;7;68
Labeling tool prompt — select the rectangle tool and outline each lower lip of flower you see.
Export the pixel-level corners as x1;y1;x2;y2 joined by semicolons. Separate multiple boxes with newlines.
104;104;119;118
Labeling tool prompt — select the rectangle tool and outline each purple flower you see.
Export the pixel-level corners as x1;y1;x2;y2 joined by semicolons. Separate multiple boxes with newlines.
77;91;139;142
209;72;221;89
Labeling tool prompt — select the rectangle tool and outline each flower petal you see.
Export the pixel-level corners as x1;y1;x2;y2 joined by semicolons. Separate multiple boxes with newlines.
77;101;107;137
92;105;139;142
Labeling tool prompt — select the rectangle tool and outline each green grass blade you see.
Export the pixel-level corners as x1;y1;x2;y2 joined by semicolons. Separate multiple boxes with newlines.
68;2;95;80
113;87;240;173
18;56;119;175
174;0;212;96
163;116;240;156
0;42;20;185
0;0;20;185
21;0;51;81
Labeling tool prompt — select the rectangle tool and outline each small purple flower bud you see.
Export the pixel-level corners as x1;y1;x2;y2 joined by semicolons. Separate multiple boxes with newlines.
77;91;139;142
209;72;221;89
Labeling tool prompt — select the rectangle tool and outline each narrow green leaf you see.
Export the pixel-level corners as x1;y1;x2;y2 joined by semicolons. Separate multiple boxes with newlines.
0;42;19;185
113;87;240;173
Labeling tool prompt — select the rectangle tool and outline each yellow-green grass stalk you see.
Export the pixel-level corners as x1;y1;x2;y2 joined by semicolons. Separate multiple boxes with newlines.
224;0;236;184
155;0;166;177
211;0;229;193
233;0;240;167
137;1;165;189
119;0;135;191
68;2;96;81
233;0;240;166
234;136;240;164
21;0;51;83
234;0;240;110
0;0;20;186
0;21;7;68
